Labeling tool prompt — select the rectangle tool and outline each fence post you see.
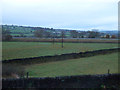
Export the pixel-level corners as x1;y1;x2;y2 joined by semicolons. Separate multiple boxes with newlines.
108;69;110;74
26;72;29;78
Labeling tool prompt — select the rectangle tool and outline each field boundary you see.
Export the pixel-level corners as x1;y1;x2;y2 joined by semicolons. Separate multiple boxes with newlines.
2;73;120;88
2;48;120;65
12;38;119;43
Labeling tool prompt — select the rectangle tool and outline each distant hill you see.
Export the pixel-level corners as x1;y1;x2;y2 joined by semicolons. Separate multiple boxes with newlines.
2;25;119;38
100;31;119;36
2;25;54;37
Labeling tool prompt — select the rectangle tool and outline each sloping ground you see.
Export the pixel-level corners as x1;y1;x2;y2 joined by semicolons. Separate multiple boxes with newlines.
2;74;120;89
2;42;118;60
2;48;119;65
25;52;118;77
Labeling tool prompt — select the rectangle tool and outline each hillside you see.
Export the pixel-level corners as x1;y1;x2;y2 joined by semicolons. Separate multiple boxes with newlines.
2;25;119;38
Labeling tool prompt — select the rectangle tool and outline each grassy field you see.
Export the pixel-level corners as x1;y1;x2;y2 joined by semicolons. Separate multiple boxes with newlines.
25;52;118;77
13;38;119;43
3;42;118;60
2;42;118;60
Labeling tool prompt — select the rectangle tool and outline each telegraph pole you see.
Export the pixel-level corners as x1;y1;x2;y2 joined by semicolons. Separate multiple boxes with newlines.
53;32;55;45
61;31;64;48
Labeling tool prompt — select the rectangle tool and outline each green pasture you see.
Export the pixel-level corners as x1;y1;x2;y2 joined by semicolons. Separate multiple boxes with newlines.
2;42;118;60
25;52;118;77
10;34;34;37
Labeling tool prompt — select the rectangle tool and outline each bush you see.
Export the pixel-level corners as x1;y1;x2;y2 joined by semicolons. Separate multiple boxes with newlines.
2;64;25;78
2;35;13;41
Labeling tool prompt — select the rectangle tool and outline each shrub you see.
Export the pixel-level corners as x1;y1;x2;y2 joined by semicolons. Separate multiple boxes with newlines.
2;35;13;41
2;64;25;78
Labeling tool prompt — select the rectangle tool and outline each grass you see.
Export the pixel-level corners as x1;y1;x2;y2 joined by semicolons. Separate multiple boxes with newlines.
11;34;34;37
25;52;118;77
13;38;119;43
2;42;118;60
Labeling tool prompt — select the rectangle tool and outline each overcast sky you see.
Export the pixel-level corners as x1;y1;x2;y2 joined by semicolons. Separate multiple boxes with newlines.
2;0;119;30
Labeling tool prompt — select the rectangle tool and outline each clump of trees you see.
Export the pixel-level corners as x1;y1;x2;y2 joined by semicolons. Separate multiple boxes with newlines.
34;30;44;38
2;25;119;39
34;30;52;38
87;31;100;38
61;31;66;38
105;34;110;38
70;30;79;38
69;30;101;38
111;35;116;39
2;30;12;41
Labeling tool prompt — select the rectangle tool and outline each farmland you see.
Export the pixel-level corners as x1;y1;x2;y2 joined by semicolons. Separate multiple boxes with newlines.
13;38;119;43
2;42;118;60
25;52;118;77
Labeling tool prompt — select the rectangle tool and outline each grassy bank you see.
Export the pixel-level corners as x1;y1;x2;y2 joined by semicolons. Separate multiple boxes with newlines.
2;42;118;60
25;52;118;77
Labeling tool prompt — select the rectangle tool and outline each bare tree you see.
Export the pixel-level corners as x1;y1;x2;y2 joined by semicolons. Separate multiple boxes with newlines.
88;31;100;38
34;30;44;38
2;30;12;41
45;31;52;38
70;30;78;38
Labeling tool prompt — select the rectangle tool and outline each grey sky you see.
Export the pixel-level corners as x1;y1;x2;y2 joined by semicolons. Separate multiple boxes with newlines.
2;0;119;30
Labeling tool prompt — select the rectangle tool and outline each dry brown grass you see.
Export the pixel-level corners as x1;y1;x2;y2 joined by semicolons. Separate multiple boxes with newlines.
13;38;119;43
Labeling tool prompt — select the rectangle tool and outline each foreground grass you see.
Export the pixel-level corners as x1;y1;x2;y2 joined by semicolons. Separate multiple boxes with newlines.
2;42;118;60
25;52;118;77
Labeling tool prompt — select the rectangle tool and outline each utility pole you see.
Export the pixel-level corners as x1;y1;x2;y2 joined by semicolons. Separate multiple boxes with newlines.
52;32;55;45
61;31;64;48
26;72;29;78
108;69;110;74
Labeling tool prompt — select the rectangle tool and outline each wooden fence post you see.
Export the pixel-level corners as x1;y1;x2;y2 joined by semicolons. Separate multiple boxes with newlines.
108;69;110;74
27;72;29;78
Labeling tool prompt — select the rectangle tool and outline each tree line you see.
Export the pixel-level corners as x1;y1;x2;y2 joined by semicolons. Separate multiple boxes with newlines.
2;25;118;41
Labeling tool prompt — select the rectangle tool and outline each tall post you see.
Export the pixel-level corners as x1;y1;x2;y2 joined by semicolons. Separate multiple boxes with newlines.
53;36;54;45
26;72;29;78
62;31;64;48
53;32;55;45
118;1;120;73
108;69;110;74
